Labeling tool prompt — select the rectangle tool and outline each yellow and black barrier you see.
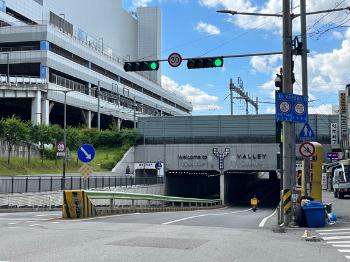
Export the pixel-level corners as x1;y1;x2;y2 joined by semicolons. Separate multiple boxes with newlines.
282;189;291;214
62;190;96;219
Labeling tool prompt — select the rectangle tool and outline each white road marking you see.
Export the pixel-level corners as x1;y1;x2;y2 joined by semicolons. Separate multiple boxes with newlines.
25;221;34;223
162;209;251;225
36;214;58;217
323;236;350;241
338;250;350;253
51;221;59;224
319;232;350;235
333;245;350;248
346;256;350;259
259;209;277;228
317;228;350;232
29;224;40;227
8;223;17;225
328;241;350;244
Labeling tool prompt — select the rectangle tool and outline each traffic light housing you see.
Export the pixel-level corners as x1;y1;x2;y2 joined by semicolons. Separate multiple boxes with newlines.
276;121;283;143
123;61;159;72
187;57;224;69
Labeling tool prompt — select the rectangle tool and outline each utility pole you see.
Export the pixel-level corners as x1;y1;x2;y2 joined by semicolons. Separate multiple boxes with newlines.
300;0;310;197
230;79;234;116
133;96;136;128
97;81;101;131
282;0;295;226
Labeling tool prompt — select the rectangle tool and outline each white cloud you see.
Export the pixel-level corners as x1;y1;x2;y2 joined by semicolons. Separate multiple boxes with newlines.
131;0;153;9
195;21;221;35
332;31;343;40
199;0;350;33
250;55;281;74
309;104;335;115
161;76;223;111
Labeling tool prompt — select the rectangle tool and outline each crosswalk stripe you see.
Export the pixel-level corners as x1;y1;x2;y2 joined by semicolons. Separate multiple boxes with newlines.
319;232;350;235
345;256;350;259
333;245;350;248
316;228;350;232
323;236;350;241
338;250;350;253
328;241;350;244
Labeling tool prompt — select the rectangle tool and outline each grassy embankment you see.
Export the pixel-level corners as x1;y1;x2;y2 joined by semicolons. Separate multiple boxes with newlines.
0;146;129;176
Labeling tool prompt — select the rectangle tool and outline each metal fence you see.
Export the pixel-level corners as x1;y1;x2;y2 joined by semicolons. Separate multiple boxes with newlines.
0;176;164;194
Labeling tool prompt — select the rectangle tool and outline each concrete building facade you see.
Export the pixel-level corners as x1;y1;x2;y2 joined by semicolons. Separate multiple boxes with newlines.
0;0;192;128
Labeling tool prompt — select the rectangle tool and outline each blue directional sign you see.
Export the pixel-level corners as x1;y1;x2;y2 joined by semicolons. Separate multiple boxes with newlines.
275;92;308;123
155;160;162;170
299;122;315;140
77;144;96;163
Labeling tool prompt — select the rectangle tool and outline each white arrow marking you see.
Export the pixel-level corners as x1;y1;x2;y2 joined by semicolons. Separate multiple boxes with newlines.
80;147;92;160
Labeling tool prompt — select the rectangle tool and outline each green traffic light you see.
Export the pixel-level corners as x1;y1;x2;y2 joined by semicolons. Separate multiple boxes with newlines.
149;61;158;70
214;57;223;67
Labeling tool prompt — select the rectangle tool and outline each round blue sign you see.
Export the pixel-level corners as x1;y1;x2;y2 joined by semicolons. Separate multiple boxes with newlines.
77;144;96;163
155;160;162;170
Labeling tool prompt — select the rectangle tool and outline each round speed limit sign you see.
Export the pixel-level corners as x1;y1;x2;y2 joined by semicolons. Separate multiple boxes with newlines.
168;52;182;67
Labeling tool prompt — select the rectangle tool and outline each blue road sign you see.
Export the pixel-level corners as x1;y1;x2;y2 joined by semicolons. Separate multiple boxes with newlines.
155;160;162;170
275;92;308;123
299;122;315;140
77;144;96;163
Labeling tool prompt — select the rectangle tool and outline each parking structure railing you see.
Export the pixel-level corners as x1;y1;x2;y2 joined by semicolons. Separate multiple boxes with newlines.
0;176;163;194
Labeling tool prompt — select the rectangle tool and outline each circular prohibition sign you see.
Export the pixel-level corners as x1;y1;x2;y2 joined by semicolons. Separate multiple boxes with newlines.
299;141;315;158
168;52;182;67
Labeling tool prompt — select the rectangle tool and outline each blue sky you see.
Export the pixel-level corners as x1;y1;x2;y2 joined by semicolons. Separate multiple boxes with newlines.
123;0;350;116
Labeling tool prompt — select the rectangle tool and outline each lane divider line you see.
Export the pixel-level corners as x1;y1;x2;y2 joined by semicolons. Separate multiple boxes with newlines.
259;209;277;228
317;228;350;232
162;209;251;225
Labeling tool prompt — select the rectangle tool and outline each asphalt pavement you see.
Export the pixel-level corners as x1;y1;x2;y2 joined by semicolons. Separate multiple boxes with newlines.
0;203;345;262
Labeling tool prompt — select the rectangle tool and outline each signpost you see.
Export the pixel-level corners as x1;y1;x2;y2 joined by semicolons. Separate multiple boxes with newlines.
155;160;162;177
168;52;182;67
299;142;315;158
298;122;315;141
77;144;96;163
56;141;66;157
276;92;308;123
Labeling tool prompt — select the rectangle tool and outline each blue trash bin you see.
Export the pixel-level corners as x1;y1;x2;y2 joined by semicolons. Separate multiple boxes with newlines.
303;201;326;228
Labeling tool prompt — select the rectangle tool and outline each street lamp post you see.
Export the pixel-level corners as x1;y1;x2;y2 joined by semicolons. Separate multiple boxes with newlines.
47;88;75;190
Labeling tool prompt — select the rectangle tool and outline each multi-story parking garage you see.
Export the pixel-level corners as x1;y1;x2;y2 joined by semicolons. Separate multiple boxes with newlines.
0;0;192;128
113;114;338;205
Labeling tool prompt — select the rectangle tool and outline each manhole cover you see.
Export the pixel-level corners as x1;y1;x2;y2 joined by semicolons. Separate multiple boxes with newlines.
108;237;208;250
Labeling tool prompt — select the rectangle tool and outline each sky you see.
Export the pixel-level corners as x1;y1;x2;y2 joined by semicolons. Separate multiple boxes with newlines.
122;0;350;116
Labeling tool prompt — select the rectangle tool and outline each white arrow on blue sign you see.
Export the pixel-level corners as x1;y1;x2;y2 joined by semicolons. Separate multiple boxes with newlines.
77;144;96;163
299;122;315;140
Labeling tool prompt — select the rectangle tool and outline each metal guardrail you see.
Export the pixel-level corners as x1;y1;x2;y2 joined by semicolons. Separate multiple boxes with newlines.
0;176;163;194
86;191;222;207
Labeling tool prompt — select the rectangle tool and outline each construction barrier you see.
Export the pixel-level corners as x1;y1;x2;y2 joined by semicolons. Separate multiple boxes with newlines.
62;190;96;219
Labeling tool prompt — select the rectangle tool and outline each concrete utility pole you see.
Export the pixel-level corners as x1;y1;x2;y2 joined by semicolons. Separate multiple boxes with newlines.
282;0;295;226
300;0;310;197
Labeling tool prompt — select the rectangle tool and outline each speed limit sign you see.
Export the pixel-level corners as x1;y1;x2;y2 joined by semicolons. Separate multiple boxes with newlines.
168;52;182;67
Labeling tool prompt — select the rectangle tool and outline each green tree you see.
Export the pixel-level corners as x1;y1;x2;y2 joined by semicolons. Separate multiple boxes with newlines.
23;121;36;164
32;124;56;162
1;116;28;164
66;127;82;151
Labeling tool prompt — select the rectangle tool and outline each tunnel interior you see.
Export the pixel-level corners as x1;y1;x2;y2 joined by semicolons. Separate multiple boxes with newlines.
166;170;280;208
166;171;220;199
225;171;280;207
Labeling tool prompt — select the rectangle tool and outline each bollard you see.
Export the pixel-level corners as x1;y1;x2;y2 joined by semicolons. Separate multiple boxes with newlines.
110;198;114;209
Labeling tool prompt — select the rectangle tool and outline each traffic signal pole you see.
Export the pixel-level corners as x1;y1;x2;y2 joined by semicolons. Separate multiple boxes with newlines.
282;0;295;226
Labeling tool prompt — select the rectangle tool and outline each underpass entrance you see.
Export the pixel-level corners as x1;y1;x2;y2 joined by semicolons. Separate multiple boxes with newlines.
166;170;220;199
223;171;280;207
